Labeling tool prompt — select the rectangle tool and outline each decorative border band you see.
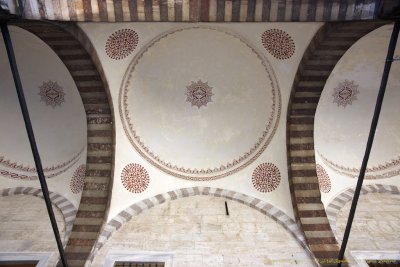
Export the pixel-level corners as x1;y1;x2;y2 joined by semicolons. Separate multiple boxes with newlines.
0;155;82;180
119;26;281;180
318;152;400;179
0;146;85;179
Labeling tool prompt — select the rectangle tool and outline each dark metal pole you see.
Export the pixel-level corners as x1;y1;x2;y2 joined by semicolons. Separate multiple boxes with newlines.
17;0;25;18
337;20;400;267
1;21;68;267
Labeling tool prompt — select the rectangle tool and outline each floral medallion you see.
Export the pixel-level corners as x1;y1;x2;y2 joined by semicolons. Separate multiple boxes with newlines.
316;164;331;193
105;29;139;60
252;163;281;193
185;80;213;108
70;164;86;194
121;163;150;193
332;80;359;107
38;81;65;108
261;29;295;60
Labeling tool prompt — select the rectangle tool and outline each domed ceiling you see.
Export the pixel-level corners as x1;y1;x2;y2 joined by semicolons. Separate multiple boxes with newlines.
119;26;281;180
0;26;87;182
79;22;322;221
315;25;400;198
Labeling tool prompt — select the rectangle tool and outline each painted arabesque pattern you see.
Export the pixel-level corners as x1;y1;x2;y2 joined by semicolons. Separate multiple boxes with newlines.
119;26;281;181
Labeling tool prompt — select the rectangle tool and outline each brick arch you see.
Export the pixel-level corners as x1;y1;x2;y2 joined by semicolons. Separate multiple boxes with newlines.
286;21;387;265
10;21;115;267
326;184;400;236
88;186;312;264
0;187;77;244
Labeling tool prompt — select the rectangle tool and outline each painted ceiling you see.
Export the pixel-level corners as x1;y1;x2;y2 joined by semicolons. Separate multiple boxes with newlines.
119;26;280;181
79;22;322;221
314;24;400;204
0;26;87;207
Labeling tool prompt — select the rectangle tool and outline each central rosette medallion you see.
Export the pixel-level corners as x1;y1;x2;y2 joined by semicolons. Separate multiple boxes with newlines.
119;27;281;180
186;80;213;108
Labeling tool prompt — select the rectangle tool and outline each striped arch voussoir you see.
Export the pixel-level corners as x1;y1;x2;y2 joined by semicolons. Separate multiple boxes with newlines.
88;187;310;264
0;187;77;245
326;184;400;236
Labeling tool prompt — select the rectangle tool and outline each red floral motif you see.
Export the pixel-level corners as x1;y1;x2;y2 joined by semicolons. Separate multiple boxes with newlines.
105;29;139;60
185;80;213;108
38;81;65;108
120;26;282;180
252;163;281;192
261;29;295;60
332;80;359;107
121;163;150;193
316;164;331;193
70;165;86;194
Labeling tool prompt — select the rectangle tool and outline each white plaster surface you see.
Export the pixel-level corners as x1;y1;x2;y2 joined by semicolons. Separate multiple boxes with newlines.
78;22;322;221
315;25;400;205
0;26;87;208
90;195;314;267
0;195;65;267
121;26;278;177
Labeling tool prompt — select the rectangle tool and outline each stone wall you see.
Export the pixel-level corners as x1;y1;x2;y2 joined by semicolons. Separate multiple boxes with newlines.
0;195;65;266
335;193;400;251
91;195;313;267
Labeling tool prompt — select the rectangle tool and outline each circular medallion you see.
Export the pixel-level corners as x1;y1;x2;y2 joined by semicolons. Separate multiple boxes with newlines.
332;80;359;107
70;165;86;194
38;80;66;108
0;27;87;181
261;29;295;60
185;80;214;108
105;29;139;60
315;25;400;180
316;164;331;193
252;163;281;192
120;26;281;180
121;163;150;193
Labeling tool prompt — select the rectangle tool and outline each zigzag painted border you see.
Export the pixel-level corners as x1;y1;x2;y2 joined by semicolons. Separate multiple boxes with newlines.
119;25;281;180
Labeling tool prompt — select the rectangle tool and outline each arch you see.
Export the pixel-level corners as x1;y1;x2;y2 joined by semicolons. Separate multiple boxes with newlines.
326;184;400;236
0;186;77;244
286;21;387;264
88;186;311;263
8;20;115;267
